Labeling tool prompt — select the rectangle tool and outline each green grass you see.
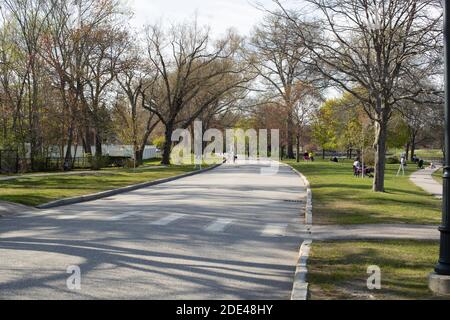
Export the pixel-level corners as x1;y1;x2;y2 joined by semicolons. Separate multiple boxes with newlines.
433;169;443;184
285;159;441;225
308;240;443;300
142;158;165;166
0;164;201;207
390;148;444;160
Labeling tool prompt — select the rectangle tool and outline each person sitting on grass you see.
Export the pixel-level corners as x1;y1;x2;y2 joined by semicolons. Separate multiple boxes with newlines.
418;159;424;169
304;152;310;162
364;166;375;178
353;159;361;177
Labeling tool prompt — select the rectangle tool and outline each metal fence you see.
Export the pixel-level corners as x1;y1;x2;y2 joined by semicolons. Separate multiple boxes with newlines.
0;152;94;174
0;150;19;174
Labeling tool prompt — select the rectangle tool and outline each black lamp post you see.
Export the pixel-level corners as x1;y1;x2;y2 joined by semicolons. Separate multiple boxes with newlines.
435;0;450;277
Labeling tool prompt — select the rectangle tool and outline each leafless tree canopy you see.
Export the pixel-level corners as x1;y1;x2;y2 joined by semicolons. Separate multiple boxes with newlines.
274;0;443;191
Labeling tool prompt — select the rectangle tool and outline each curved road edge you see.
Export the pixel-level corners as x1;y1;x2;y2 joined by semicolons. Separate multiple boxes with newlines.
284;162;314;301
37;162;225;210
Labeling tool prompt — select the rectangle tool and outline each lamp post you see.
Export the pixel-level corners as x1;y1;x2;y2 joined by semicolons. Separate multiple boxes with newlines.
430;0;450;295
436;0;450;276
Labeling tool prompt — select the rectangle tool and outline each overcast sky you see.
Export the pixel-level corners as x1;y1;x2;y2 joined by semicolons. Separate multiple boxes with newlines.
130;0;291;37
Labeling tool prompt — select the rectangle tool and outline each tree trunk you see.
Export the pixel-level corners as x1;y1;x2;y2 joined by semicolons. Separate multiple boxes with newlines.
82;128;91;155
410;134;416;162
322;149;325;160
95;133;102;157
287;114;295;159
136;149;144;164
296;135;301;163
373;118;388;192
64;123;74;171
405;142;410;161
161;121;174;165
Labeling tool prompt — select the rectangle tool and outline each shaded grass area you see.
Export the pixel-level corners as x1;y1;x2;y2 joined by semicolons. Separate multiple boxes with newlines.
0;164;201;207
308;240;443;300
285;160;441;225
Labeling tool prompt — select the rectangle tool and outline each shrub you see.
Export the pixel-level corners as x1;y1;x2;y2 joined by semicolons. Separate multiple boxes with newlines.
361;149;376;166
88;154;110;170
386;156;400;164
124;159;138;169
153;136;166;150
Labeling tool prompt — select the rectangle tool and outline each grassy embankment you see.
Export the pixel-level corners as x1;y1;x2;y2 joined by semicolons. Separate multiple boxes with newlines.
285;159;443;300
0;159;209;206
285;159;441;225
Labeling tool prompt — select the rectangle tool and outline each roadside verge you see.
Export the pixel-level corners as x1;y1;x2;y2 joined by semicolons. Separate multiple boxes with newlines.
284;162;313;300
37;163;224;209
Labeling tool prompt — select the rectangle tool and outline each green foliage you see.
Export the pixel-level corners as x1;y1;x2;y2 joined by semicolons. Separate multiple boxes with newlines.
387;115;410;149
386;156;400;164
313;93;374;155
312;101;338;151
152;136;166;150
87;154;111;171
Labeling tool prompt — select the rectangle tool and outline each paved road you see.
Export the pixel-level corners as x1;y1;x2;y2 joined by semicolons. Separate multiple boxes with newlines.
0;161;306;300
310;224;439;241
410;167;442;199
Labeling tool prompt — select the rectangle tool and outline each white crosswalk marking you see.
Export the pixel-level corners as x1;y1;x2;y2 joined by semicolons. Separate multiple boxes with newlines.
205;218;234;232
109;211;142;221
151;213;184;226
55;215;78;220
262;224;288;237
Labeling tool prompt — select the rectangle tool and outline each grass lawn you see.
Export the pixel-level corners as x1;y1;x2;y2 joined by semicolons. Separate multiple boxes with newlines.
433;169;443;184
0;164;203;207
308;240;442;300
390;148;444;160
285;159;441;225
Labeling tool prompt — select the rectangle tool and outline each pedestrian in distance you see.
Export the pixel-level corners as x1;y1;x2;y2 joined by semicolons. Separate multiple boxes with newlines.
397;156;407;176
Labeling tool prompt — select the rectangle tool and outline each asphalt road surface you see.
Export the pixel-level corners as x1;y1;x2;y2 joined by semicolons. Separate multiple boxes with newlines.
0;161;306;300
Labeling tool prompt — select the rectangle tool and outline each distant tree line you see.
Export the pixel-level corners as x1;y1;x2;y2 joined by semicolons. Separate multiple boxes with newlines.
0;0;444;194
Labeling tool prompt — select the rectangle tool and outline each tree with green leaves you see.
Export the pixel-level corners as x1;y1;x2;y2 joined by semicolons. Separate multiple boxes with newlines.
312;100;338;159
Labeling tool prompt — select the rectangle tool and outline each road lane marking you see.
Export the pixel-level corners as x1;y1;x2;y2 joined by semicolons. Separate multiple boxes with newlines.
109;211;142;221
205;218;234;232
262;224;288;237
151;213;184;226
55;215;78;220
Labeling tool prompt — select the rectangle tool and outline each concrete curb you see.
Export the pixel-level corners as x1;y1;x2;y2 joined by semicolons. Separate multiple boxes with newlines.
288;165;313;225
284;163;314;300
291;240;313;300
37;163;223;209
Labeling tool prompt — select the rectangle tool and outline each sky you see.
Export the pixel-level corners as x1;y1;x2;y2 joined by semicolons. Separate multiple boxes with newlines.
129;0;288;38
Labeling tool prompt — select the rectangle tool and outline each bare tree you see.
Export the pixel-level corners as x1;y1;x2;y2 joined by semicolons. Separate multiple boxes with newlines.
116;42;160;163
291;82;322;162
143;22;253;165
248;12;319;159
1;0;53;168
275;0;442;191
